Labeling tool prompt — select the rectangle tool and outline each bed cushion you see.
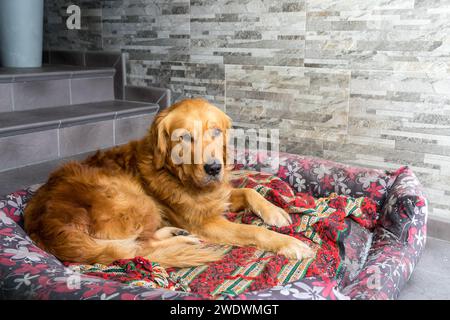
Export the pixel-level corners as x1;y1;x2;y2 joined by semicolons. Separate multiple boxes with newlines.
0;151;427;300
59;171;378;299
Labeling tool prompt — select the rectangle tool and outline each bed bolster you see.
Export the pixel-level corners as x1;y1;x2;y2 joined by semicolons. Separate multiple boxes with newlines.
380;166;428;244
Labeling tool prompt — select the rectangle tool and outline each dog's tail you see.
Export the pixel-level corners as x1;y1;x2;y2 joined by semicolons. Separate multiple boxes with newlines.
91;237;225;268
146;243;225;268
30;228;224;268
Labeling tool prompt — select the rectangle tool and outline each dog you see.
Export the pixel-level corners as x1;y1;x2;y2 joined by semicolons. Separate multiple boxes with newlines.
24;98;314;268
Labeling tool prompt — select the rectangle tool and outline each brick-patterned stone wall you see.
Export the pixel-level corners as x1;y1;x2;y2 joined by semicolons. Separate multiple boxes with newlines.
44;0;450;221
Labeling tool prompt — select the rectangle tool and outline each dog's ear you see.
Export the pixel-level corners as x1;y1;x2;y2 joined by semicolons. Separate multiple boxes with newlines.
149;109;170;170
223;114;232;130
222;114;233;167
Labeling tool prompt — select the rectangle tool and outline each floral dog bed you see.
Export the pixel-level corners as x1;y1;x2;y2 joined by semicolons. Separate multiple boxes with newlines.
0;152;427;300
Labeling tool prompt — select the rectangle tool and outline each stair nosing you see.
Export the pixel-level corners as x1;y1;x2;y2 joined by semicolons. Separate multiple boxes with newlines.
0;67;116;83
0;101;159;138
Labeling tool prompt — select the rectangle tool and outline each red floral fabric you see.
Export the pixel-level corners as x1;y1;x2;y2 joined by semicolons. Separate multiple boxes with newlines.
65;171;378;299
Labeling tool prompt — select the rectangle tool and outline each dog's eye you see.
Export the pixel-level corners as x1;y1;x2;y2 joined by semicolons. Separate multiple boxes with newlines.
211;128;222;138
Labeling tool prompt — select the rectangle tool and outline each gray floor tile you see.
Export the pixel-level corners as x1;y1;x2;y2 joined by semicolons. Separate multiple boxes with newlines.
399;237;450;300
418;237;450;275
399;268;450;300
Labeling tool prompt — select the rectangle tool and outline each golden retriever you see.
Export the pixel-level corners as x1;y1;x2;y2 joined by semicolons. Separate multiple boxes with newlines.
24;98;314;267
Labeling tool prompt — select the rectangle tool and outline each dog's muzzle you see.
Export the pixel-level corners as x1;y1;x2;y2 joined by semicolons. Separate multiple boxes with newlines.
204;161;222;176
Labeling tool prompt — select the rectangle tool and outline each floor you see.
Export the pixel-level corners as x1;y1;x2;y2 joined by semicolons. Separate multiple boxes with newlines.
398;236;450;299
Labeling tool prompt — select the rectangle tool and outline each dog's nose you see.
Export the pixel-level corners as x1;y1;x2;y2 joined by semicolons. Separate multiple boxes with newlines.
204;162;222;176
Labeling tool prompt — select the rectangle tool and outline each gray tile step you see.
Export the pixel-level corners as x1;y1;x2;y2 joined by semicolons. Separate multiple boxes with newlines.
0;65;115;83
0;150;97;197
0;101;159;173
0;65;116;112
0;100;159;137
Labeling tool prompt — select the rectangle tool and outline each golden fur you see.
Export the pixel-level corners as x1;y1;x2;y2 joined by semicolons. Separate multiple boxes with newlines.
24;98;314;267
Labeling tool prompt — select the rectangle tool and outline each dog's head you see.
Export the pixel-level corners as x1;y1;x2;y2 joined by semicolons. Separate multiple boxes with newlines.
148;98;232;188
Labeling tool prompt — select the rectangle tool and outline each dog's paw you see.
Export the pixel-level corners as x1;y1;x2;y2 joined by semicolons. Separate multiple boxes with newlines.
171;228;191;237
257;204;292;228
154;227;191;240
277;237;315;260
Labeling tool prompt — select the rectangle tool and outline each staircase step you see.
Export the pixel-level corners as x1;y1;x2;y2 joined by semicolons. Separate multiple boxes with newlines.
0;65;115;82
0;100;159;137
0;150;99;197
0;65;116;112
0;100;159;173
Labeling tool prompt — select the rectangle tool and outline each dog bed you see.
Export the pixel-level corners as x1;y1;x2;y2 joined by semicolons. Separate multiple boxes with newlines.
0;152;427;300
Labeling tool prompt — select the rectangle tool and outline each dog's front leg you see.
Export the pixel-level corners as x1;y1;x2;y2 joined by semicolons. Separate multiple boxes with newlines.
230;188;292;227
195;217;314;260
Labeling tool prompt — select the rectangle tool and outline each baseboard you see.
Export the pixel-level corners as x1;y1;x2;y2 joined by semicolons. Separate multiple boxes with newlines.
427;216;450;242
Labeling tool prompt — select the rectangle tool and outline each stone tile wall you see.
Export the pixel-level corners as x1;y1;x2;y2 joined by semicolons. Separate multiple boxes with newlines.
44;0;450;220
